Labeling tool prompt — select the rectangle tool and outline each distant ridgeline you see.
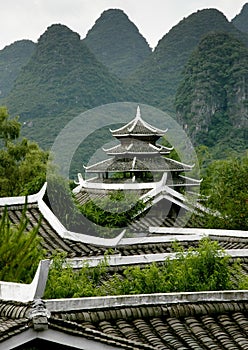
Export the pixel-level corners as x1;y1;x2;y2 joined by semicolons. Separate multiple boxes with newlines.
0;5;247;160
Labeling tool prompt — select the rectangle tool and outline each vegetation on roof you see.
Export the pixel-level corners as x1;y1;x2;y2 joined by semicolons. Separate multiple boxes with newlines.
0;6;247;312
44;238;245;299
78;190;148;230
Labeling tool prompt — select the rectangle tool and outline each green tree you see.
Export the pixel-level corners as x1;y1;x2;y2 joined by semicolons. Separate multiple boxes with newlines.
175;32;248;152
201;154;248;230
0;205;45;283
0;106;20;143
0;107;48;196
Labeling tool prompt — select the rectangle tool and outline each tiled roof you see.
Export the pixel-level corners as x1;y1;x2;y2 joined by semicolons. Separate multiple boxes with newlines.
0;301;30;343
1;185;248;348
48;297;248;349
1;185;248;259
104;140;172;156
0;201;203;257
85;156;193;173
75;188;149;206
3;200;248;260
0;202;107;258
3;292;248;349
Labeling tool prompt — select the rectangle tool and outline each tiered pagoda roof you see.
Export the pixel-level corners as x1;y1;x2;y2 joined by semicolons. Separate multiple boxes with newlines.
103;140;173;156
76;106;202;231
110;106;167;138
84;106;194;174
84;156;194;173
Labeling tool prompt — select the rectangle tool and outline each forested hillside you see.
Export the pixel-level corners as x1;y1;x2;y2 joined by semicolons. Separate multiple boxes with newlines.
175;32;248;157
0;40;35;98
0;5;247;159
84;9;151;78
130;8;248;112
4;24;133;120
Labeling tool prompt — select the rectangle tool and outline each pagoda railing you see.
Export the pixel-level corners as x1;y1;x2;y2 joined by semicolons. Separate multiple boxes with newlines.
75;173;168;191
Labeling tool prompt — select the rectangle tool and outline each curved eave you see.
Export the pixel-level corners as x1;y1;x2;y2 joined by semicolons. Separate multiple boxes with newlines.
0;182;47;206
157;144;174;152
168;182;200;187
179;175;203;184
105;151;171;156
167;158;195;171
83;158;113;171
103;142;171;156
85;168;191;173
110;121;167;136
106;151;160;156
102;144;120;153
109;118;136;134
128;121;167;135
112;132;166;137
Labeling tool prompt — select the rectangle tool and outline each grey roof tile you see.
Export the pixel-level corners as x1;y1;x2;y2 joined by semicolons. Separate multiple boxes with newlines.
3;296;248;349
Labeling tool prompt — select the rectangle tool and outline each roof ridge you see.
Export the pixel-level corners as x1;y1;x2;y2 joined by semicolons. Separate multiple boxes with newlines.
45;290;248;313
110;106;167;135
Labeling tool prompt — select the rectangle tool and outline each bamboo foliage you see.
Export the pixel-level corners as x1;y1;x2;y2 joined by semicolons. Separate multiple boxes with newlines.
0;204;45;283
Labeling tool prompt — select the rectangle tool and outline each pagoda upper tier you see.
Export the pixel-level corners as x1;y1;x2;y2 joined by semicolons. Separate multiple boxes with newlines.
84;106;195;175
110;106;167;142
103;139;173;157
106;106;173;157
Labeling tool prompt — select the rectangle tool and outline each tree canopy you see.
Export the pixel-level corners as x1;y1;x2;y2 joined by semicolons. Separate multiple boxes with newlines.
0;106;48;196
201;153;248;230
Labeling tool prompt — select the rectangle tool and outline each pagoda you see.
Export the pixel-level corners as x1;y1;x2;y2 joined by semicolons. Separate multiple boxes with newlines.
74;106;202;229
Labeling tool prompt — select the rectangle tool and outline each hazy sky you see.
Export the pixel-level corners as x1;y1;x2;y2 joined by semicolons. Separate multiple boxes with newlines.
1;0;247;50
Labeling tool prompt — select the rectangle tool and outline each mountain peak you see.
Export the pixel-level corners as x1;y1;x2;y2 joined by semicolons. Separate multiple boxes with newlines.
38;23;81;47
4;20;131;120
3;39;35;51
157;8;229;47
0;39;35;98
131;6;247;111
83;8;151;78
232;3;248;33
90;8;136;28
99;8;127;18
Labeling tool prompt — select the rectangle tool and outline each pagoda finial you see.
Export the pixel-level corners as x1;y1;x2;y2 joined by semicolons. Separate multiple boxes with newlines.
136;105;141;119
